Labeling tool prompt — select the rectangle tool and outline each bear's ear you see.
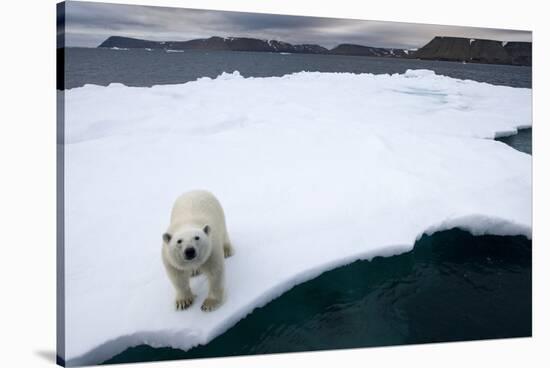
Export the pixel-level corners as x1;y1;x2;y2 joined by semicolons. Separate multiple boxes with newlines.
162;232;172;243
203;225;211;236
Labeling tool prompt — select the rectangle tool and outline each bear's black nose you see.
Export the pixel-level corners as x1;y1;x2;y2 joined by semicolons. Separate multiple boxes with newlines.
184;247;196;260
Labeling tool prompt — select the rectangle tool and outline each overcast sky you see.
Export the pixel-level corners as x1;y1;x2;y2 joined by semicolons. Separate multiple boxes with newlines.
61;1;532;49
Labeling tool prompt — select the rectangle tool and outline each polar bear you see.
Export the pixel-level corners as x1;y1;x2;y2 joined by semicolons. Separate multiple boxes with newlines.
162;190;234;312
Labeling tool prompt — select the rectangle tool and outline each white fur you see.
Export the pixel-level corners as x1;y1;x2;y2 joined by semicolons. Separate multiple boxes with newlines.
162;190;234;311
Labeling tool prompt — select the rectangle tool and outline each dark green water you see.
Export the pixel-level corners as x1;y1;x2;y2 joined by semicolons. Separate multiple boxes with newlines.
105;229;531;365
63;48;532;89
497;128;532;154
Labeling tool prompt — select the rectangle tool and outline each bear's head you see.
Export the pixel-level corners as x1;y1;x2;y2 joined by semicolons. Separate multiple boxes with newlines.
162;225;212;270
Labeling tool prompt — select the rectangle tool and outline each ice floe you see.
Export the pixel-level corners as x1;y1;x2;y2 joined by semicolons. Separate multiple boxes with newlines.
62;70;531;365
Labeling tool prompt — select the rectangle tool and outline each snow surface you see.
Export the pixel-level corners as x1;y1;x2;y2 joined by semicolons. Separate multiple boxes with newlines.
63;70;531;365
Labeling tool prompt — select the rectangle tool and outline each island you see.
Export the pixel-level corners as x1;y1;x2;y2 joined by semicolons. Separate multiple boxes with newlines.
98;35;531;66
98;35;408;57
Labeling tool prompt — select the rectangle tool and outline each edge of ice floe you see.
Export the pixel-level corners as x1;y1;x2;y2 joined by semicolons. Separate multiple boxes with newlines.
66;215;531;366
492;125;532;139
419;214;531;240
65;68;532;92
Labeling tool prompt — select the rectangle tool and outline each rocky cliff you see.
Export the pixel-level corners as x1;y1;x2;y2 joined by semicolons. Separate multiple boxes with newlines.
504;42;532;66
413;36;531;66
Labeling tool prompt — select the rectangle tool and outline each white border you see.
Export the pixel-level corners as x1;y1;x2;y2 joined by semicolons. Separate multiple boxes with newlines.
1;0;548;367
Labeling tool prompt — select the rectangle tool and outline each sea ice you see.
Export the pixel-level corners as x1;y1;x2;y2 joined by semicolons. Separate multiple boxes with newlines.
62;70;531;365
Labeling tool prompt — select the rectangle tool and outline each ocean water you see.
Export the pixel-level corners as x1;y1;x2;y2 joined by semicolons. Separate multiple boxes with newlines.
497;128;532;154
62;47;532;89
60;47;531;364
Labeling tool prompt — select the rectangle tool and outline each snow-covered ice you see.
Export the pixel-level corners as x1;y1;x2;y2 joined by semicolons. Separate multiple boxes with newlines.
62;70;532;365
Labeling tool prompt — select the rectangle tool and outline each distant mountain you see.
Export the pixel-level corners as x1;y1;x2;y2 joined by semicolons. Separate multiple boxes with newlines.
413;36;531;66
329;44;408;57
504;42;532;66
99;36;329;54
98;36;409;57
98;35;530;66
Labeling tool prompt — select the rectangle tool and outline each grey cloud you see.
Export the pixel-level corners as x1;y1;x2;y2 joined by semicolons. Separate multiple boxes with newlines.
63;1;532;49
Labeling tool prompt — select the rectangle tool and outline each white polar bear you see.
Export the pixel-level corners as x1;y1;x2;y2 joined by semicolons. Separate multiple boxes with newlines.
162;190;234;312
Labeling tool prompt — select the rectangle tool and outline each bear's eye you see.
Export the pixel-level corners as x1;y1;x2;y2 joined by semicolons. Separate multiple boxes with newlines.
194;236;200;241
177;239;182;244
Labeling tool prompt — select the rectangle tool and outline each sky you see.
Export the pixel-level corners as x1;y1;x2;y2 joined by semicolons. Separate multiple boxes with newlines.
61;1;532;49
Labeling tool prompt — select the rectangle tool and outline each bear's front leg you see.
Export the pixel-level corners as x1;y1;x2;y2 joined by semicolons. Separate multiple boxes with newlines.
201;260;225;312
164;262;195;310
163;250;195;310
172;271;194;310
